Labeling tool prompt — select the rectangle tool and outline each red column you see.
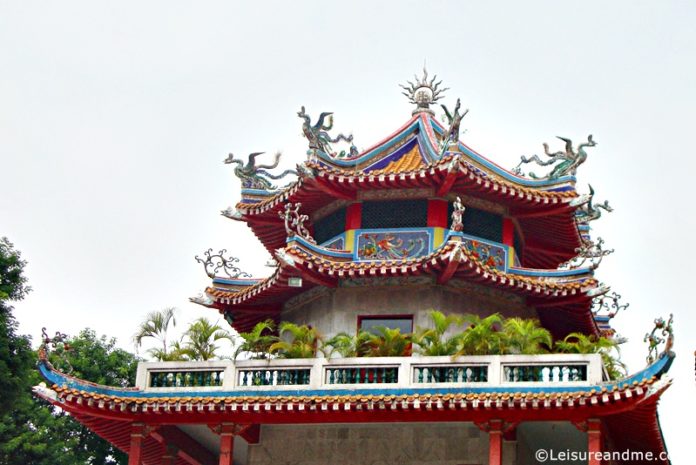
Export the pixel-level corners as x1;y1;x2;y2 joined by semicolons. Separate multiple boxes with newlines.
128;423;150;465
212;423;246;465
587;419;604;465
345;202;362;230
502;218;514;246
488;420;503;465
427;199;449;228
219;432;234;465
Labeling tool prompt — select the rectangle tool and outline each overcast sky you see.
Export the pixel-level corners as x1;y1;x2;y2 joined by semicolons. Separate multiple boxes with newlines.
1;1;694;461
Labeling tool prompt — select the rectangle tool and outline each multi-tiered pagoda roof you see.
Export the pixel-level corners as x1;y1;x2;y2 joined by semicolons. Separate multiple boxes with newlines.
35;70;674;465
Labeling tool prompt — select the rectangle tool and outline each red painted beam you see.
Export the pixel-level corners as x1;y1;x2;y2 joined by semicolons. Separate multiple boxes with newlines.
239;424;261;444
152;426;217;465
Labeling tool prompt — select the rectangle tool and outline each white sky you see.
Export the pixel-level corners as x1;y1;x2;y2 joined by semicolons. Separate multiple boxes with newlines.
1;1;694;461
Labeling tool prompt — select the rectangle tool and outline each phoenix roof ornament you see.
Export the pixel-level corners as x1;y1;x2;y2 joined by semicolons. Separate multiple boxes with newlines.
224;151;297;190
297;106;356;160
400;67;449;115
575;184;613;223
513;135;596;180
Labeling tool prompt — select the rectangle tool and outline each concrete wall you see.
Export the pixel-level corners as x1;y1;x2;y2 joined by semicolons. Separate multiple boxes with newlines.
281;280;534;340
247;422;517;465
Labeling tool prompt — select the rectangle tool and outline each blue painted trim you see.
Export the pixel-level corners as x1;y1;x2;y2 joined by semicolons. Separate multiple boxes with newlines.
38;353;675;400
241;188;277;196
508;267;593;278
289;236;353;259
212;278;262;286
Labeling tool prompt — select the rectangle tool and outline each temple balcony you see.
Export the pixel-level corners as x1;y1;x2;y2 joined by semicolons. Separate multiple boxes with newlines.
135;353;605;392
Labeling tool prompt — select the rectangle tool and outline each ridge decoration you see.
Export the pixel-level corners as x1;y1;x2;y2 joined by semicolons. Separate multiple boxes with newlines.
195;249;251;279
513;135;596;180
224;151;297;190
298;106;357;160
644;314;674;364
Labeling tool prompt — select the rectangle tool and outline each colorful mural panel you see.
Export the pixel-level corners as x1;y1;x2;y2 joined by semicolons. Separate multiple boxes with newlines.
322;235;345;250
356;230;431;261
462;238;506;271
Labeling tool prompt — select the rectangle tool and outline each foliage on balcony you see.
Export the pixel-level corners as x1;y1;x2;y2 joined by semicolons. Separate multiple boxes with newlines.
231;311;623;378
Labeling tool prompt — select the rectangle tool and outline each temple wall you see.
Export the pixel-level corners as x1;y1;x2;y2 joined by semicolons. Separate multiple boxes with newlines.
246;422;518;465
281;280;535;339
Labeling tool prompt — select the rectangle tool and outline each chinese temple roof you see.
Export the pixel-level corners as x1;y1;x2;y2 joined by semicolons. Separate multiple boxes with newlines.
33;351;674;465
199;234;602;336
229;109;584;268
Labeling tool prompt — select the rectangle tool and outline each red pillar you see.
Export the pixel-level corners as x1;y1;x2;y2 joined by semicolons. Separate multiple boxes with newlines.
587;419;604;465
219;433;234;465
427;199;449;228
502;217;514;246
128;423;150;465
488;420;503;465
345;202;362;230
212;423;246;465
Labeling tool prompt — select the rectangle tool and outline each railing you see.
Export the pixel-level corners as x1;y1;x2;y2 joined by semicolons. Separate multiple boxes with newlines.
136;354;604;392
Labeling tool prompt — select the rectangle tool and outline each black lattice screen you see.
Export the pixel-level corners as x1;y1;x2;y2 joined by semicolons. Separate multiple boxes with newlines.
447;203;503;243
361;200;429;229
314;207;347;244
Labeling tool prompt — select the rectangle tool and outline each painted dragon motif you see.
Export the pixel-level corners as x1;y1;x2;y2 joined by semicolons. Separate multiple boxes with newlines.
297;106;356;159
513;135;596;180
224;152;296;190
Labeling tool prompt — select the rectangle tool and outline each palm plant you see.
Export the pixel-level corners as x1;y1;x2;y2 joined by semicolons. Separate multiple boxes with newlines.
234;320;278;360
269;322;322;358
181;318;234;361
323;330;376;358
366;326;412;357
554;332;626;380
132;307;181;361
455;313;504;356
501;317;552;355
412;310;463;356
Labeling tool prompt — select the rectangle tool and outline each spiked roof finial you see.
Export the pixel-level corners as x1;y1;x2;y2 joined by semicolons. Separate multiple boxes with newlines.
400;67;449;116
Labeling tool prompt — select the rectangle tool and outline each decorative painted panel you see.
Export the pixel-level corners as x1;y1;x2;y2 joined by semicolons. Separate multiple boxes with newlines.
462;237;506;271
322;235;345;250
356;229;431;261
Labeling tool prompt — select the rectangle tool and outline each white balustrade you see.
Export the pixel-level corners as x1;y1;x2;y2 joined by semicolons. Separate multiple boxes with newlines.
136;354;604;392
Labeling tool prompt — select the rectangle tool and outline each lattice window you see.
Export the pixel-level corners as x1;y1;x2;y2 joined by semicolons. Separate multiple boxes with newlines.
361;200;428;229
447;203;503;243
314;207;347;244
